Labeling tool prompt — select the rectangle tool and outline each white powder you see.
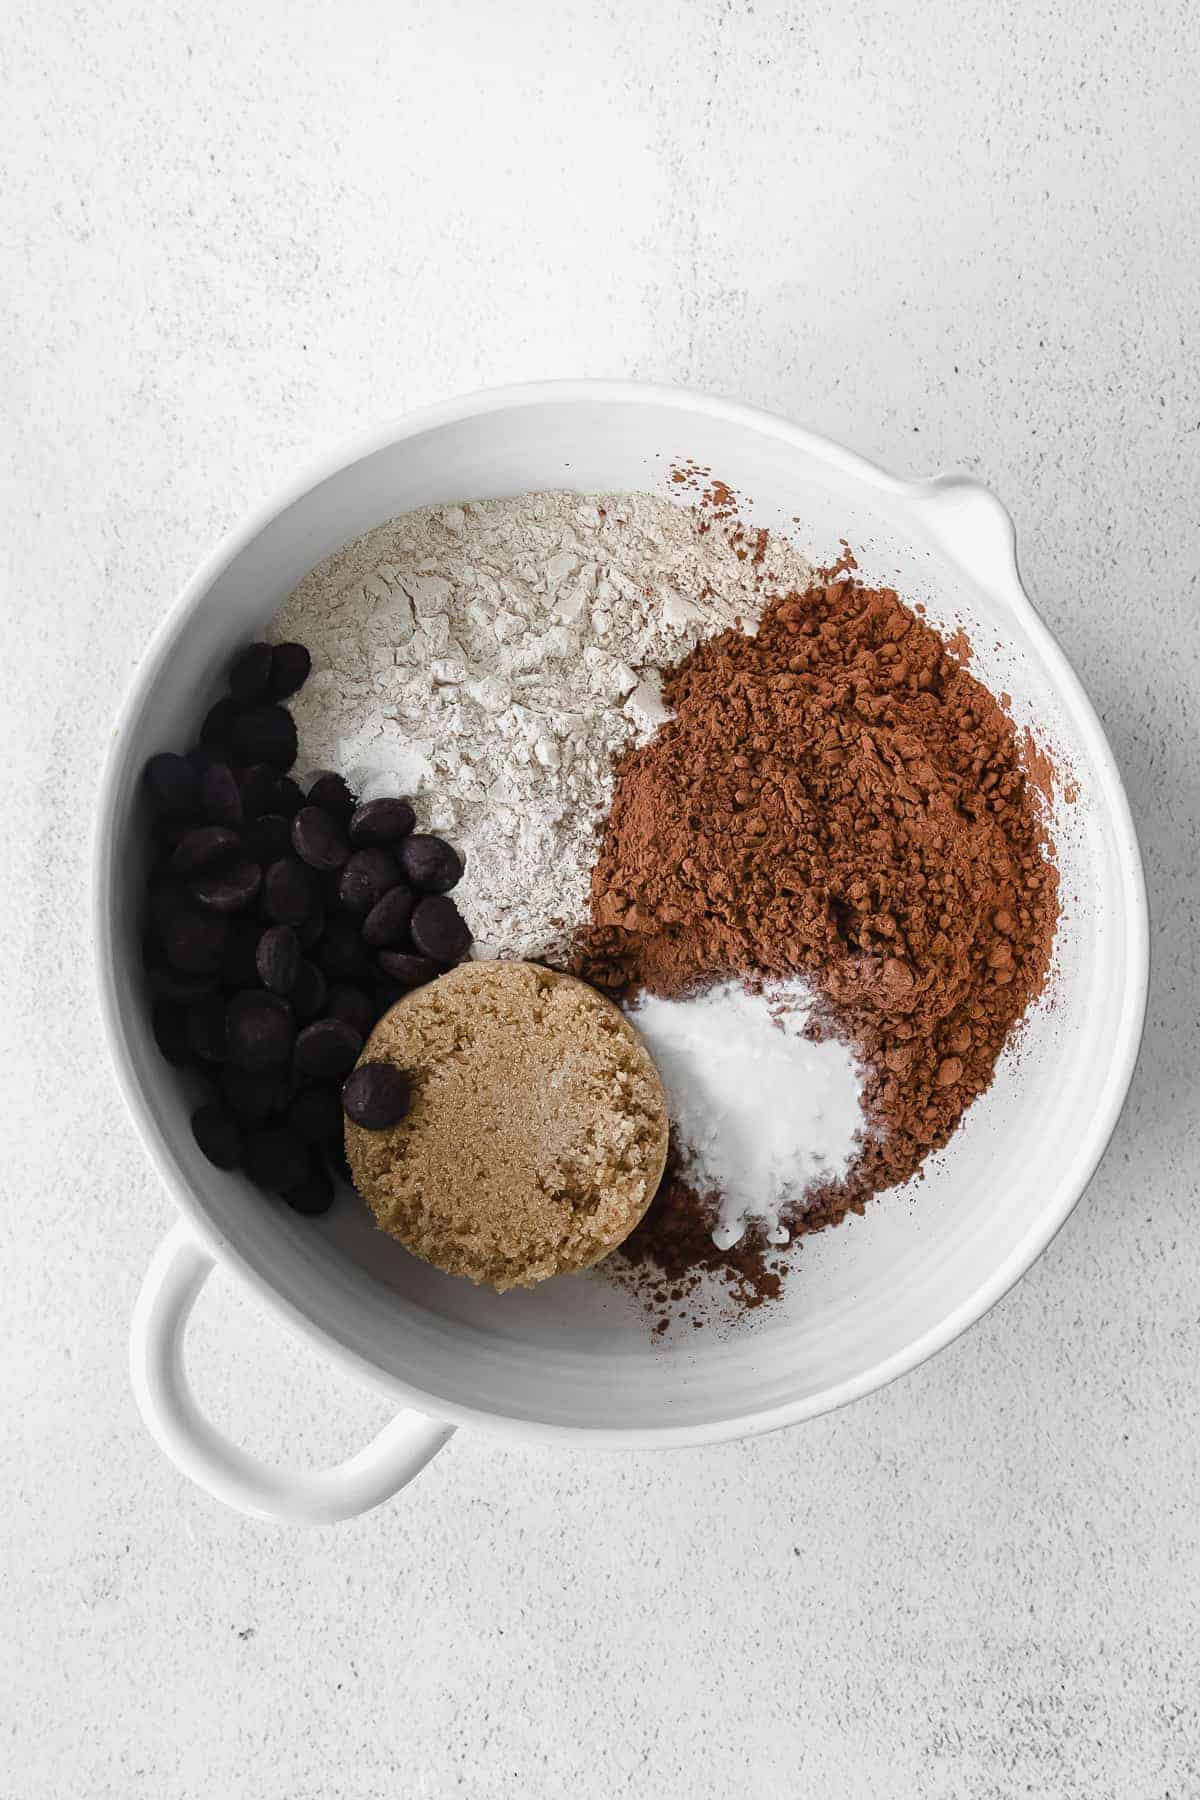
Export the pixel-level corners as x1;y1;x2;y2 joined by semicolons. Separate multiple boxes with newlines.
272;490;813;962
629;980;865;1247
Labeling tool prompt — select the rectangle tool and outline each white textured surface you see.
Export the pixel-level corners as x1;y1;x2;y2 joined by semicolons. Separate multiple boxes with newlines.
2;0;1197;1794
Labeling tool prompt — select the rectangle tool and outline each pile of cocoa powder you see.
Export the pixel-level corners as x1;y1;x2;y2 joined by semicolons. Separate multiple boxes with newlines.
576;566;1059;1317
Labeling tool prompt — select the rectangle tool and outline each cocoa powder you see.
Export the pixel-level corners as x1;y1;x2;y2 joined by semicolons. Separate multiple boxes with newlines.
577;571;1059;1310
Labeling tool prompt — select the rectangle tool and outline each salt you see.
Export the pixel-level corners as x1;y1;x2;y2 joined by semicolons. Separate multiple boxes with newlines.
629;979;866;1248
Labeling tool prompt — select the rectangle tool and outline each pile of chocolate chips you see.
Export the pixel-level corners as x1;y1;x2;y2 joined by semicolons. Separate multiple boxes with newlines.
141;638;471;1216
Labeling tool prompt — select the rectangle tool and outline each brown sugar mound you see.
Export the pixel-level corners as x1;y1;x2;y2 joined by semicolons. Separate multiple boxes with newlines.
576;574;1059;1293
347;961;669;1291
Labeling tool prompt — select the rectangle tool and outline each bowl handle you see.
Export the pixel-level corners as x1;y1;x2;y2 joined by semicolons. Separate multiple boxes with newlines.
130;1221;455;1524
906;474;1037;624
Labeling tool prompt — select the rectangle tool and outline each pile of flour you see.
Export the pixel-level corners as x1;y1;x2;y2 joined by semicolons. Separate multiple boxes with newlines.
272;490;813;961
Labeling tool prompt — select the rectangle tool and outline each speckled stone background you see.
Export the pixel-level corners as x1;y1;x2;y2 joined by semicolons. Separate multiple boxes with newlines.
3;1;1198;1794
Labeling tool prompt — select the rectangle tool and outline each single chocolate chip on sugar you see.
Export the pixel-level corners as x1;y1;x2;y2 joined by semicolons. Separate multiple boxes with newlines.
245;1125;310;1194
307;773;357;823
325;983;376;1039
170;825;241;876
267;641;312;701
410;895;472;963
226;989;294;1072
348;798;416;848
191;1104;244;1172
199;696;242;753
343;1062;411;1132
317;917;370;982
232;704;298;772
189;860;262;914
165;909;228;976
222;1067;288;1125
376;950;441;990
338;848;400;917
294;1018;362;1080
291;959;327;1023
262;856;317;926
291;805;349;872
284;1159;334;1217
361;882;414;950
152;1000;191;1067
228;641;274;702
242;811;291;865
200;761;243;827
186;995;228;1063
287;1086;345;1145
256;922;300;994
398;834;463;894
144;752;200;819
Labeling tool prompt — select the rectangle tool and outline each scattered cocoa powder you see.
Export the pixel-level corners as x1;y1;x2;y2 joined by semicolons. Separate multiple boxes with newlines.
576;571;1059;1315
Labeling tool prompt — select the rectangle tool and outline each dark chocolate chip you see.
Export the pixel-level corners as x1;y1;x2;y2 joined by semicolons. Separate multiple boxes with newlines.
398;833;463;894
220;917;263;990
221;1067;289;1125
185;745;223;776
295;906;325;950
291;959;327;1022
228;641;274;702
325;984;376;1039
267;641;312;701
256;923;300;994
284;1159;334;1216
348;798;416;847
291;805;349;872
146;877;191;943
245;1125;310;1193
338;848;400;917
189;859;262;914
307;773;357;823
361;883;414;949
317;917;370;982
144;752;200;818
165;910;228;975
342;1062;410;1131
262;856;316;926
276;776;305;817
410;894;472;963
287;1086;345;1145
328;1145;356;1190
186;995;228;1063
242;811;291;864
200;761;243;827
239;764;282;819
231;704;298;771
293;1018;362;1079
170;825;241;875
372;977;408;1013
375;951;441;990
225;989;294;1072
191;1103;243;1171
152;1000;191;1066
200;696;242;752
147;963;217;1004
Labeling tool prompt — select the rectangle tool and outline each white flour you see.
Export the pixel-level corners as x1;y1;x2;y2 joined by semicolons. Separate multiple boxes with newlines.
629;980;865;1247
272;490;813;962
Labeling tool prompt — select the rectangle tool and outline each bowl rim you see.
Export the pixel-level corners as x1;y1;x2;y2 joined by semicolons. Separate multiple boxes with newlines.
93;377;1150;1447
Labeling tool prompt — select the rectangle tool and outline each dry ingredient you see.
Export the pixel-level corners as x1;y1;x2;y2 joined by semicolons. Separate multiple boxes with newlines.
272;492;814;962
579;567;1059;1306
628;979;864;1249
347;961;669;1290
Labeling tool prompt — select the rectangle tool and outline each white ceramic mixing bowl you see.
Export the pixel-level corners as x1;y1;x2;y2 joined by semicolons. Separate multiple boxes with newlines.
94;381;1148;1523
